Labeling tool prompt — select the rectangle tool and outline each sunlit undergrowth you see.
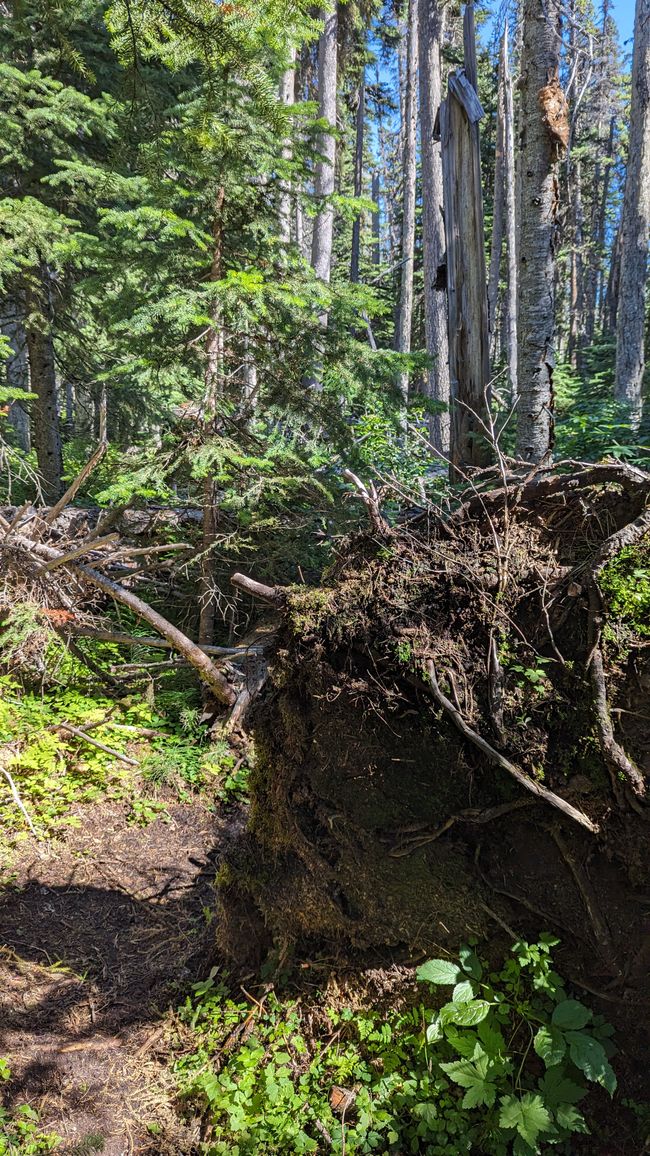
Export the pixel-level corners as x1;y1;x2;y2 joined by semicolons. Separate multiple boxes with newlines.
174;938;616;1156
0;667;249;854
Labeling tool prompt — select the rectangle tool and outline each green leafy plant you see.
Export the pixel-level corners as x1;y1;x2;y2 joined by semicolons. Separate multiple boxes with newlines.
0;1060;60;1154
175;939;615;1155
418;935;616;1154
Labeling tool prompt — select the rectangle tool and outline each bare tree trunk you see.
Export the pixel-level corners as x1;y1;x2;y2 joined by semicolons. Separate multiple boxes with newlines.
605;219;622;336
24;270;63;500
515;0;567;464
311;6;338;286
371;170;381;268
278;46;296;245
487;31;506;359
418;0;450;451
350;65;365;284
199;187;225;648
503;21;518;399
2;297;30;452
615;0;650;419
396;0;419;407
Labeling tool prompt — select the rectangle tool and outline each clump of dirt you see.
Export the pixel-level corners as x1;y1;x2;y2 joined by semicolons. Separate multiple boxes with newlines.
0;798;246;1154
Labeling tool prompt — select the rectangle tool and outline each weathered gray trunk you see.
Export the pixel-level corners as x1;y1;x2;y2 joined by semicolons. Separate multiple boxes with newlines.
395;0;419;406
371;170;381;268
487;34;506;358
2;297;30;452
24;272;63;500
515;0;566;463
350;66;365;284
311;7;338;285
278;46;296;246
418;0;450;452
502;22;518;399
615;0;650;417
440;2;491;471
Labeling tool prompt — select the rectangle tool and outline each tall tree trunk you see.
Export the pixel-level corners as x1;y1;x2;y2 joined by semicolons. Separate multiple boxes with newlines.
396;0;419;407
615;0;650;418
605;219;622;336
487;32;506;359
24;271;63;500
311;6;338;286
2;297;30;452
371;170;381;268
199;187;225;648
503;21;518;399
350;65;365;284
515;0;567;464
418;0;450;451
278;46;296;245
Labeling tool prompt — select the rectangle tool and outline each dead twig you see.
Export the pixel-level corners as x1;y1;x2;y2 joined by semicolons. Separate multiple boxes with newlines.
342;469;389;536
231;572;285;606
0;762;39;837
44;442;107;526
58;723;139;767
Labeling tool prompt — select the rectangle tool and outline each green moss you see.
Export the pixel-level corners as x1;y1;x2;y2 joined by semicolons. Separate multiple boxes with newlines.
600;538;650;638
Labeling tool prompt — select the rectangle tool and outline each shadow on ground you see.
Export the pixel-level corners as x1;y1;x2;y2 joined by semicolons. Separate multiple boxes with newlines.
0;799;245;1155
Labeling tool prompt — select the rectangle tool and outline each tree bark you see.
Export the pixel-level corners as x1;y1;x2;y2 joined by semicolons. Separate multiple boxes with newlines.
515;0;566;463
502;21;518;399
278;46;296;245
2;296;30;452
395;0;419;407
371;170;380;268
350;65;365;284
24;271;63;500
615;0;650;419
487;33;506;360
311;6;338;286
418;0;450;451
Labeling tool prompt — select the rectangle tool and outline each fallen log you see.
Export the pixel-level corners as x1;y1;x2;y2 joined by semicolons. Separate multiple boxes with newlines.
9;530;236;706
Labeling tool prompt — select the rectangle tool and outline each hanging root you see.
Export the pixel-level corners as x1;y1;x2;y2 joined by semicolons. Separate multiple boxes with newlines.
586;506;650;801
426;660;599;833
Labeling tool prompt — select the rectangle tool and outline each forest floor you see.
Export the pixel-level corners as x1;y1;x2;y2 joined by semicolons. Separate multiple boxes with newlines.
0;792;244;1154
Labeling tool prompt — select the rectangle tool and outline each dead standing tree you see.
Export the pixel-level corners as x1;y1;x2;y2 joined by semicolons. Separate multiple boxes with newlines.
440;1;491;474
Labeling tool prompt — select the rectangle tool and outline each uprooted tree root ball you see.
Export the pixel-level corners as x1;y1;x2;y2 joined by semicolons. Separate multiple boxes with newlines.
221;463;650;983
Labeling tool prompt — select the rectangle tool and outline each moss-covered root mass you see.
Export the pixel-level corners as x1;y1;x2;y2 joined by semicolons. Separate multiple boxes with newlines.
220;471;650;980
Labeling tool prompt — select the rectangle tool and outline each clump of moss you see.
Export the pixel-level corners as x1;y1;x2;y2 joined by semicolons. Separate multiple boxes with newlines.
600;537;650;638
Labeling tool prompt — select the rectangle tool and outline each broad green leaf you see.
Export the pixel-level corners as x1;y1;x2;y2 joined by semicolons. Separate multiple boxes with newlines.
461;1080;497;1109
459;945;483;980
416;959;462;986
413;1102;438;1125
445;999;491;1027
537;1066;587;1107
499;1093;552;1146
452;979;476;1003
478;1019;507;1055
533;1026;566;1068
443;1026;479;1057
567;1031;617;1095
426;1017;444;1044
556;1103;589;1133
439;1059;484;1089
551;999;592;1030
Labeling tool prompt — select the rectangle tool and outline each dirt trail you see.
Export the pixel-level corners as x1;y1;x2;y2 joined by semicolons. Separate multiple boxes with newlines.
0;799;239;1154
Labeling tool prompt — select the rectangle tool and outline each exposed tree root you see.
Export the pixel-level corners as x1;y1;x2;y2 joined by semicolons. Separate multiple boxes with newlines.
426;660;599;832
